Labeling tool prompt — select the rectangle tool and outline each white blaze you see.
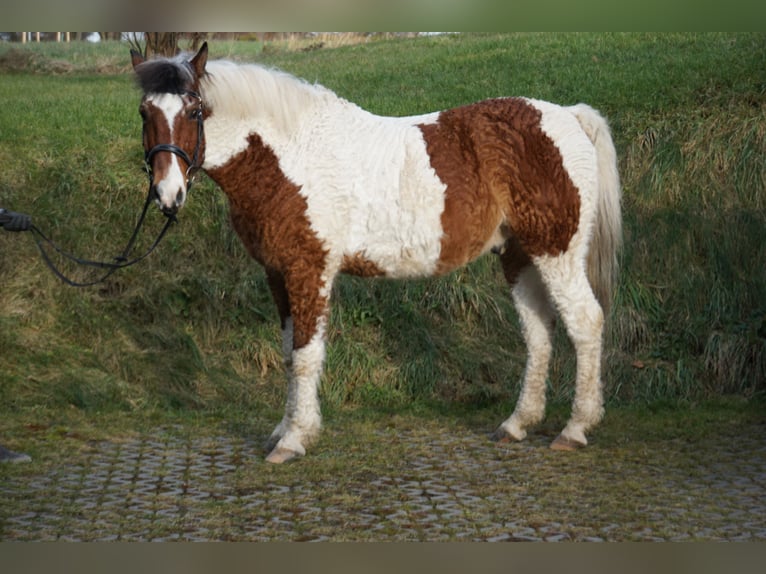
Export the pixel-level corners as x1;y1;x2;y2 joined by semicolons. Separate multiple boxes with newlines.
147;93;188;210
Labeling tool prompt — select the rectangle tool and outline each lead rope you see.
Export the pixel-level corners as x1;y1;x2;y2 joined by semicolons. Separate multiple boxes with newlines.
1;192;176;287
1;91;205;287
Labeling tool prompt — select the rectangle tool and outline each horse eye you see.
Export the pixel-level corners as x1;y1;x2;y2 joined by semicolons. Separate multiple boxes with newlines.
189;109;201;120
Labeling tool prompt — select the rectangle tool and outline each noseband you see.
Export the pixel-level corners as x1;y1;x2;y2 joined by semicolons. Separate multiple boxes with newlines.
144;90;205;192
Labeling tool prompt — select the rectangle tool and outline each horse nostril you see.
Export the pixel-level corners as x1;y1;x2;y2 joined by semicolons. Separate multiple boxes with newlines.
175;189;184;206
161;203;179;217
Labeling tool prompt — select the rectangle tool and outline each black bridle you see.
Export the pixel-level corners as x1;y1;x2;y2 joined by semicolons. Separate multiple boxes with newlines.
1;91;206;287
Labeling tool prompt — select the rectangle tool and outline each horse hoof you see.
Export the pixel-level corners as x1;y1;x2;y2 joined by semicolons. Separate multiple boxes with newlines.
550;434;586;451
264;436;280;453
491;427;523;443
265;446;301;464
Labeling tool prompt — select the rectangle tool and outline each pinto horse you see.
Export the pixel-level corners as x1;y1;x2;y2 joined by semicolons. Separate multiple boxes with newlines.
131;43;621;463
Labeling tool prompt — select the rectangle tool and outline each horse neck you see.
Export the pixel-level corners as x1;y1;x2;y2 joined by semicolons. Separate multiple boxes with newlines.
200;62;335;145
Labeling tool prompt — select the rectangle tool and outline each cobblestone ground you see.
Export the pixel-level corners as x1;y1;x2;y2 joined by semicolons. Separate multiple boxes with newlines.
1;420;765;541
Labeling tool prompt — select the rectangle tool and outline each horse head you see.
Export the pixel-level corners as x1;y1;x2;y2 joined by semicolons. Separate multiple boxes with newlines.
131;43;209;216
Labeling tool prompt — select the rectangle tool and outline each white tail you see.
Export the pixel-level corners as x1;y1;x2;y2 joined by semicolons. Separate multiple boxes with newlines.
570;104;622;317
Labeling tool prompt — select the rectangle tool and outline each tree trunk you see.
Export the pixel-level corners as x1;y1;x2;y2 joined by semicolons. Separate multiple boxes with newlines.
144;33;178;58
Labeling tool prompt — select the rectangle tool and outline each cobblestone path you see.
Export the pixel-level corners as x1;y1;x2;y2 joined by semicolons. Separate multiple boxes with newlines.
2;420;765;541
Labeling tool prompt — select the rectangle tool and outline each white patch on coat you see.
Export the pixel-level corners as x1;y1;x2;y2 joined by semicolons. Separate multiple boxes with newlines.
286;107;447;279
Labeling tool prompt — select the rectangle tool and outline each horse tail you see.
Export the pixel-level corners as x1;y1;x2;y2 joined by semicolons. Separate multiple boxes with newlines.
569;104;622;318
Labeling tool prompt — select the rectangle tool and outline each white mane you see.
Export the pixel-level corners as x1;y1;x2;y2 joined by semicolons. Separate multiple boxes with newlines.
199;61;340;135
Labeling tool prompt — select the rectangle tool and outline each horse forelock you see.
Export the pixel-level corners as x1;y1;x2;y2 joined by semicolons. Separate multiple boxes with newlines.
134;57;197;96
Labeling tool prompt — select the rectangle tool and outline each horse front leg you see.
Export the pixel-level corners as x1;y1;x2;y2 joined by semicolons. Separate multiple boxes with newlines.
264;268;331;464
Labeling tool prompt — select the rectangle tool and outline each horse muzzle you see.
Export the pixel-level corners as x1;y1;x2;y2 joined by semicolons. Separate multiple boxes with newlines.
151;183;185;217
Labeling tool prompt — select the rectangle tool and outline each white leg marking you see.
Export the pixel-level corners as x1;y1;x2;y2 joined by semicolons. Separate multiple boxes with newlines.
267;318;326;462
497;267;555;441
536;253;605;446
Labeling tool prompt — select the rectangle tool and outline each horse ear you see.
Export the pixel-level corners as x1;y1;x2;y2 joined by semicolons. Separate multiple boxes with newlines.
130;49;144;69
190;42;208;77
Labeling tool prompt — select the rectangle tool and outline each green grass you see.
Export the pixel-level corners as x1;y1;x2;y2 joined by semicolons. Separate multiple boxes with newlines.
1;33;764;430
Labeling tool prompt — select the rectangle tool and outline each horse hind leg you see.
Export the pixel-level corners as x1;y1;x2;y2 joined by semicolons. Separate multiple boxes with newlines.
263;313;295;452
536;253;605;450
263;270;294;454
493;265;556;443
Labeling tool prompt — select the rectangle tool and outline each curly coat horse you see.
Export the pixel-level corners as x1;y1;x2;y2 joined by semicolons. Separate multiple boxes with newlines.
132;43;622;463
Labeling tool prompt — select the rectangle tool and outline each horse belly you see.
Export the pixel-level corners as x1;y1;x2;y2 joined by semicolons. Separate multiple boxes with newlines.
343;184;447;279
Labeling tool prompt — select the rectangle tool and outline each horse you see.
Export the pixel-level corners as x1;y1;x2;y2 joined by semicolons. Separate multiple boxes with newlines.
131;42;622;464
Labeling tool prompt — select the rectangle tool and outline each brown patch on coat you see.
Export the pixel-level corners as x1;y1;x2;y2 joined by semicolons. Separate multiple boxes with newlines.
418;98;581;282
140;99;173;181
205;133;329;349
340;252;386;277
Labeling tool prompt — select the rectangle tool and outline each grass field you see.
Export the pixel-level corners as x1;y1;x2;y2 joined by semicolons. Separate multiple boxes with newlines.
0;33;764;440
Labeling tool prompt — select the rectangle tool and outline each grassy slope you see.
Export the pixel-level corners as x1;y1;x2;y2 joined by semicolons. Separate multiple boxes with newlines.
0;34;764;427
